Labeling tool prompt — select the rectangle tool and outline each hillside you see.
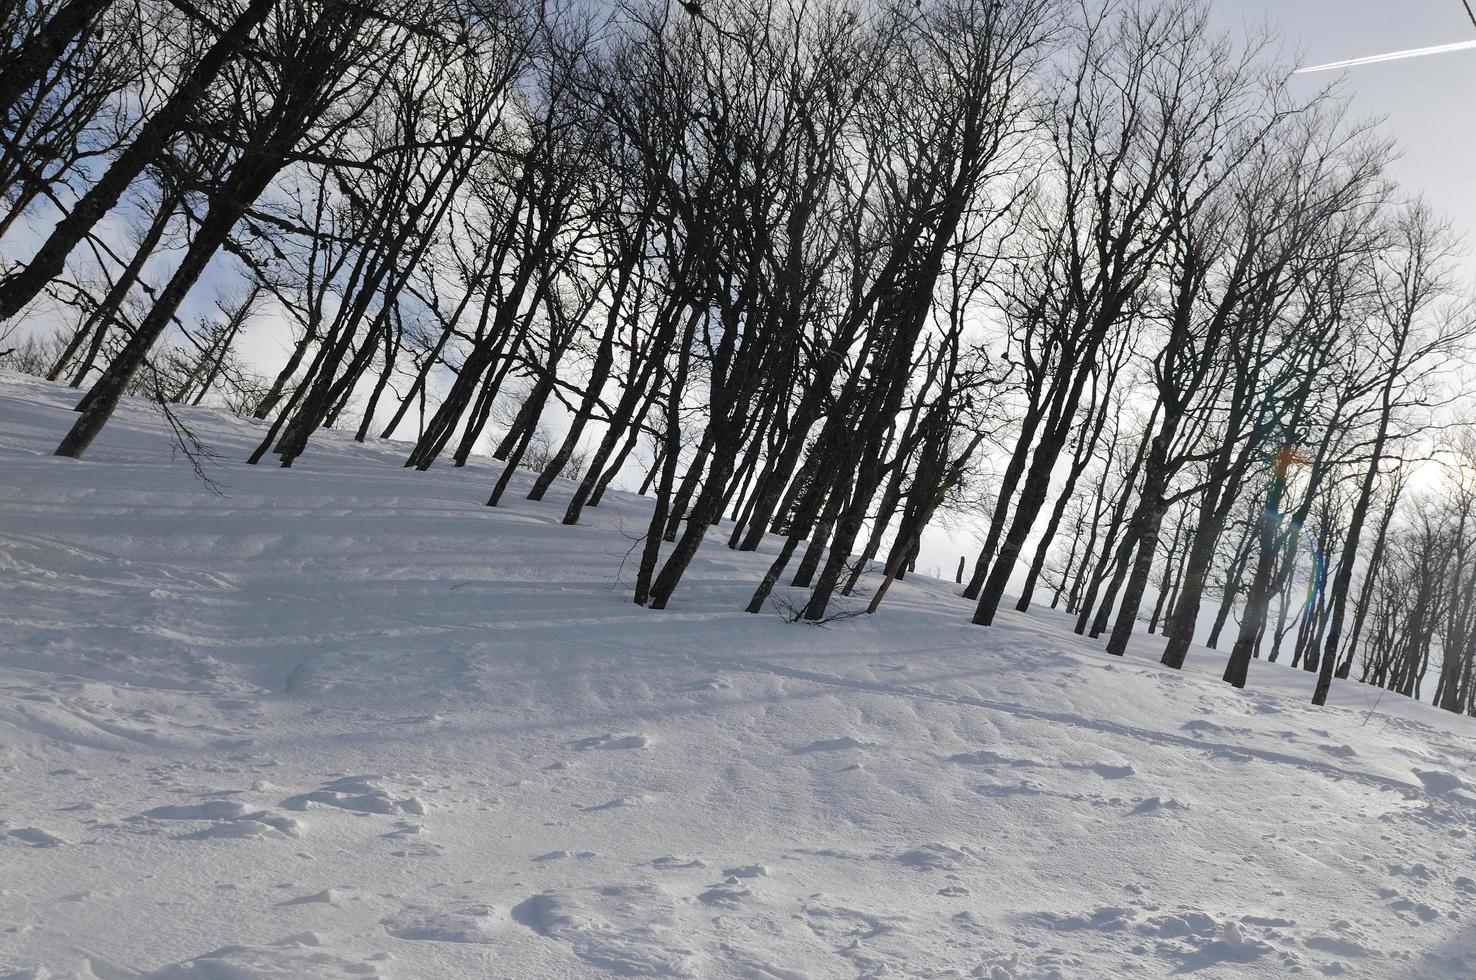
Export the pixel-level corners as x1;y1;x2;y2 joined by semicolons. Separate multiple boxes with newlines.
2;371;1475;979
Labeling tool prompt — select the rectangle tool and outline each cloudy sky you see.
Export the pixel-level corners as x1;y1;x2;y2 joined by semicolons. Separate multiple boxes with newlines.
1214;0;1476;267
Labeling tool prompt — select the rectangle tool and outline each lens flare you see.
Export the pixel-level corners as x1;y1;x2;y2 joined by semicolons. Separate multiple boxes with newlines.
1267;508;1325;622
1265;444;1322;622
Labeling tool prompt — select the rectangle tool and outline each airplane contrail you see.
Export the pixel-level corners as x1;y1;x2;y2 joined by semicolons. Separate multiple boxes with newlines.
1296;38;1476;74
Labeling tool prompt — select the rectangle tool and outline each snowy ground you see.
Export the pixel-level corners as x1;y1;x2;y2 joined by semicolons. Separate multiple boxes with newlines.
2;372;1476;979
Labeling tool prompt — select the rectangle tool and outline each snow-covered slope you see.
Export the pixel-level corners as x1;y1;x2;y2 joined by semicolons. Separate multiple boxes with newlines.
2;371;1475;979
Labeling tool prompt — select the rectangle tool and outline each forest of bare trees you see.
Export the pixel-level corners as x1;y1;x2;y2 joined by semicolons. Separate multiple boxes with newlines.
4;0;1476;715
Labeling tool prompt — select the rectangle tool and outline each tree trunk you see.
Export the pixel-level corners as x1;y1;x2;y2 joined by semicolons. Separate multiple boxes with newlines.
0;0;278;321
1223;475;1288;688
0;0;113;121
58;189;177;387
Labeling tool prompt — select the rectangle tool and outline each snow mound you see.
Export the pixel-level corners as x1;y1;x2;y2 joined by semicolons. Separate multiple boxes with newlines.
512;884;701;976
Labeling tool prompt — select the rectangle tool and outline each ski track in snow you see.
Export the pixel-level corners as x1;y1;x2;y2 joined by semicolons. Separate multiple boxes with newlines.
3;371;1476;978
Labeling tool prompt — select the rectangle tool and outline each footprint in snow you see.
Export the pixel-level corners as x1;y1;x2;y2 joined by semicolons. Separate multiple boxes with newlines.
1063;761;1135;779
3;826;67;847
512;884;698;976
1207;746;1255;764
946;750;1041;769
137;938;388;978
133;801;303;839
141;801;256;821
1033;906;1137;932
179;815;302;840
973;780;1045;799
533;849;597;862
1181;719;1248;737
802;900;901;941
717;945;808;980
1304;932;1375;958
896;843;978;872
383;904;497;944
1139;916;1273;971
392;713;444;727
793;736;878;754
1412;769;1466;795
791;846;868;861
279;888;342;906
1129;796;1189;815
1383;888;1442;923
1135;909;1221;938
382;822;426;839
572;733;652;751
282;775;427;816
699;884;752;907
952;910;988;933
1386;861;1435;881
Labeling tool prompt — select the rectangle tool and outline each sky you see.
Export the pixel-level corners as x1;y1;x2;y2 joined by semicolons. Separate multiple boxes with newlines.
913;0;1476;580
1212;0;1476;271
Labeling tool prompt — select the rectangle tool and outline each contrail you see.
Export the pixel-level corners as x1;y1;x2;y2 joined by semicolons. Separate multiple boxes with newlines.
1296;38;1476;74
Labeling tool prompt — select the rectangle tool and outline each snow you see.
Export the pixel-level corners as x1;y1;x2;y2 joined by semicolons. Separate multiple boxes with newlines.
2;369;1476;978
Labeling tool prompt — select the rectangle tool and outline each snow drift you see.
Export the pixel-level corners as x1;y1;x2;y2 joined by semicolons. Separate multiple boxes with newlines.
2;371;1475;979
